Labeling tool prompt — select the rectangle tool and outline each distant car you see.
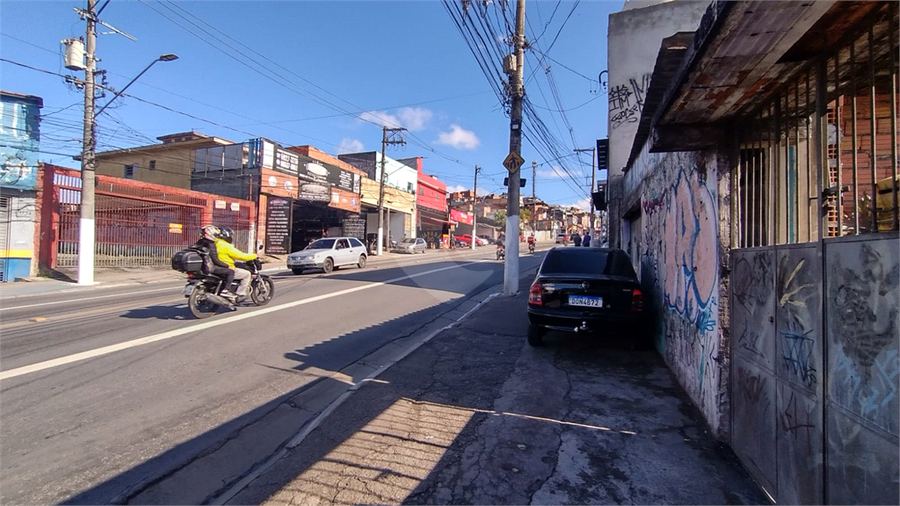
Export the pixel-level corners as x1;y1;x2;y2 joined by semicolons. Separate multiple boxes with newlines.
391;237;427;254
526;247;645;346
555;234;568;243
477;235;494;245
455;234;484;246
287;237;368;274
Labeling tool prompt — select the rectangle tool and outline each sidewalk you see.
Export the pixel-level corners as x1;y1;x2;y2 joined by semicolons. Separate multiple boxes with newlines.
222;285;769;505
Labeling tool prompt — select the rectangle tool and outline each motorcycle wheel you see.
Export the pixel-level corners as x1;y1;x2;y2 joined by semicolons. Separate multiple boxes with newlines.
189;285;219;319
251;276;275;306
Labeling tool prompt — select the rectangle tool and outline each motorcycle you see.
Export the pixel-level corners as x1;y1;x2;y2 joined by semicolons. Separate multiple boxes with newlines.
528;241;535;254
182;259;274;319
496;242;506;260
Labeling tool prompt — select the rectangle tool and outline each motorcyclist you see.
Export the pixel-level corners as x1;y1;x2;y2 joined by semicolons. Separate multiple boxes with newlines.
193;225;235;296
527;233;535;252
214;226;258;302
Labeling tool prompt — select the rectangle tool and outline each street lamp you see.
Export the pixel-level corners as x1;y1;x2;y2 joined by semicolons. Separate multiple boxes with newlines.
94;53;178;117
78;52;178;285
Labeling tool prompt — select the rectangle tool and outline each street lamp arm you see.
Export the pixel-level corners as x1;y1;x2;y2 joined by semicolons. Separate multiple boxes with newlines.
94;54;177;117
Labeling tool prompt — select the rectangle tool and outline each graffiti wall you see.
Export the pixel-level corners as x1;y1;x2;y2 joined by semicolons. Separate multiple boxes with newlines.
633;150;725;434
731;235;899;505
825;235;899;505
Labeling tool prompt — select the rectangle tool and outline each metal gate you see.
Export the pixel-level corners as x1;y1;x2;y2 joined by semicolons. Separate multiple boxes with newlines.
42;166;255;270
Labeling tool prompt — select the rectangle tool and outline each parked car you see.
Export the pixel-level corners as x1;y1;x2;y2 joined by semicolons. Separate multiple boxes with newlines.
555;234;568;243
526;247;645;346
391;237;427;254
287;237;368;274
454;234;484;246
478;235;494;245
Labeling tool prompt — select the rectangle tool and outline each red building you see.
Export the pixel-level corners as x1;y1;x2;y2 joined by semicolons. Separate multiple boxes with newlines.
400;157;447;249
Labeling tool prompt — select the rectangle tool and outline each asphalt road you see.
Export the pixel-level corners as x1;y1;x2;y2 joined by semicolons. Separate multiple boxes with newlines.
1;249;540;505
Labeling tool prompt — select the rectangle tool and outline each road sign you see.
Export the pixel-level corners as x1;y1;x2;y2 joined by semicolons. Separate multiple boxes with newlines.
503;151;525;172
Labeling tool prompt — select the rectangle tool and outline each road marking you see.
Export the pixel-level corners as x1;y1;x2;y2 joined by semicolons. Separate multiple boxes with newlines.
0;262;480;381
0;286;177;311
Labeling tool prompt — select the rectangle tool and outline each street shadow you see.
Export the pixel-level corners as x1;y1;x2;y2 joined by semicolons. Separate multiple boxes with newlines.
57;261;515;505
120;303;195;320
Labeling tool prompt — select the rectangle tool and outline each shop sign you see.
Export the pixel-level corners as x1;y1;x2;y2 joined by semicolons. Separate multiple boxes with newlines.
265;197;293;255
274;147;299;175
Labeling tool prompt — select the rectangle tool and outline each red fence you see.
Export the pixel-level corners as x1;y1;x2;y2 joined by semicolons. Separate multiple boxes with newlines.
39;165;256;270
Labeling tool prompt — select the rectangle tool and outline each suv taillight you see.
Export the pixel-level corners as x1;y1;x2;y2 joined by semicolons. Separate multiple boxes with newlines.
529;282;542;306
631;289;644;312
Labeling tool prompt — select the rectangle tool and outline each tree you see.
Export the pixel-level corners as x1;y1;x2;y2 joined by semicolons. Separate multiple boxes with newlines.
520;208;532;225
494;210;506;223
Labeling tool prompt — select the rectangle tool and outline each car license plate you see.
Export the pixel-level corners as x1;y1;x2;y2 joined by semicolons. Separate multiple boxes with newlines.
568;295;603;307
182;284;195;296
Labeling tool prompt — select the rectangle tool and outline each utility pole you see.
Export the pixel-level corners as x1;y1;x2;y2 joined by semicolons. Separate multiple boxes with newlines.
575;147;596;237
472;165;480;250
531;159;537;233
377;126;406;256
78;0;98;285
502;0;526;296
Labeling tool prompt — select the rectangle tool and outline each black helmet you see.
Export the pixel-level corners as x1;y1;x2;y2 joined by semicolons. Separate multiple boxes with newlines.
218;226;235;244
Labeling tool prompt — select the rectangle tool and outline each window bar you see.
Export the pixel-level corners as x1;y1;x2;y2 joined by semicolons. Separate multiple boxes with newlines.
835;53;843;237
816;58;829;243
752;112;759;246
868;25;878;233
807;70;814;242
794;80;801;242
736;127;744;249
769;102;776;246
851;38;860;234
890;6;899;231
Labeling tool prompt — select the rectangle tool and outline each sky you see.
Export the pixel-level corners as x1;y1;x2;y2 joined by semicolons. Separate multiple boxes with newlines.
1;0;620;210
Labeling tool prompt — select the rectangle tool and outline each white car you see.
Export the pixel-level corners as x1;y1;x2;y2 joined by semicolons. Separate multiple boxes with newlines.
287;237;367;274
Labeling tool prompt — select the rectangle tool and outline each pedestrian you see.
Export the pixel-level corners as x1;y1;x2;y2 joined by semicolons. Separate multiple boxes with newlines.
572;231;582;247
583;232;591;247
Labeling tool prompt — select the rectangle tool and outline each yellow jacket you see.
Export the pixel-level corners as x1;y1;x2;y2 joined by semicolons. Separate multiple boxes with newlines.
214;238;258;268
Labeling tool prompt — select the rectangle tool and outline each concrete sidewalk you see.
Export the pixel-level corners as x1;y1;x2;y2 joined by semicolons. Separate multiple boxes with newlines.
222;284;769;505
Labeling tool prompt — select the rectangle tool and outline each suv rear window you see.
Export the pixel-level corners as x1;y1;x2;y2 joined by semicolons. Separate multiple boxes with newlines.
540;249;636;278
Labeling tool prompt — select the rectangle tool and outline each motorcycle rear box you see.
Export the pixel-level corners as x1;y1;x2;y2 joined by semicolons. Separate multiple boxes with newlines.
172;249;204;273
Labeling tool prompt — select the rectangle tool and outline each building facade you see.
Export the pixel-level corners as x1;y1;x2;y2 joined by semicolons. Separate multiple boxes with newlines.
608;2;899;503
95;131;235;189
401;156;448;249
0;91;42;281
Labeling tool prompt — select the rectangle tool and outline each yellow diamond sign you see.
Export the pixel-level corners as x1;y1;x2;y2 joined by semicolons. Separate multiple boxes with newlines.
503;151;525;172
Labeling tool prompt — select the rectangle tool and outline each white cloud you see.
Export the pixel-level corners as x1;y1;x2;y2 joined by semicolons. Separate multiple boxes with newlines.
565;197;592;213
436;124;480;150
397;107;432;131
359;110;403;129
446;184;468;193
538;165;566;179
337;138;364;154
358;107;432;132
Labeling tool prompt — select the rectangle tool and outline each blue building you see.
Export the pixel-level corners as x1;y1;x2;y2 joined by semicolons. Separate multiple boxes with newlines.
0;91;43;281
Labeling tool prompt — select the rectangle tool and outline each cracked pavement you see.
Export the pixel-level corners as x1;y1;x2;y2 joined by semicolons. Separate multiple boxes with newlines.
227;289;769;505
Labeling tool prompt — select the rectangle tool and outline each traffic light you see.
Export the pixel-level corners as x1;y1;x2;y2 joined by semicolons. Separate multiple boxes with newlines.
596;138;609;170
504;177;527;188
592;184;607;211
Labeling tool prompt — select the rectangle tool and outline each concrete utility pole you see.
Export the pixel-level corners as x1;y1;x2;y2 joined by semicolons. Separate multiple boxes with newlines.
78;0;98;285
377;126;406;256
472;165;480;250
503;0;526;296
575;147;596;236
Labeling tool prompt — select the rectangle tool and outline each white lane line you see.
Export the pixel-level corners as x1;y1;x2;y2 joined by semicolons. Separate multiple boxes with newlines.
0;287;178;311
0;262;478;381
